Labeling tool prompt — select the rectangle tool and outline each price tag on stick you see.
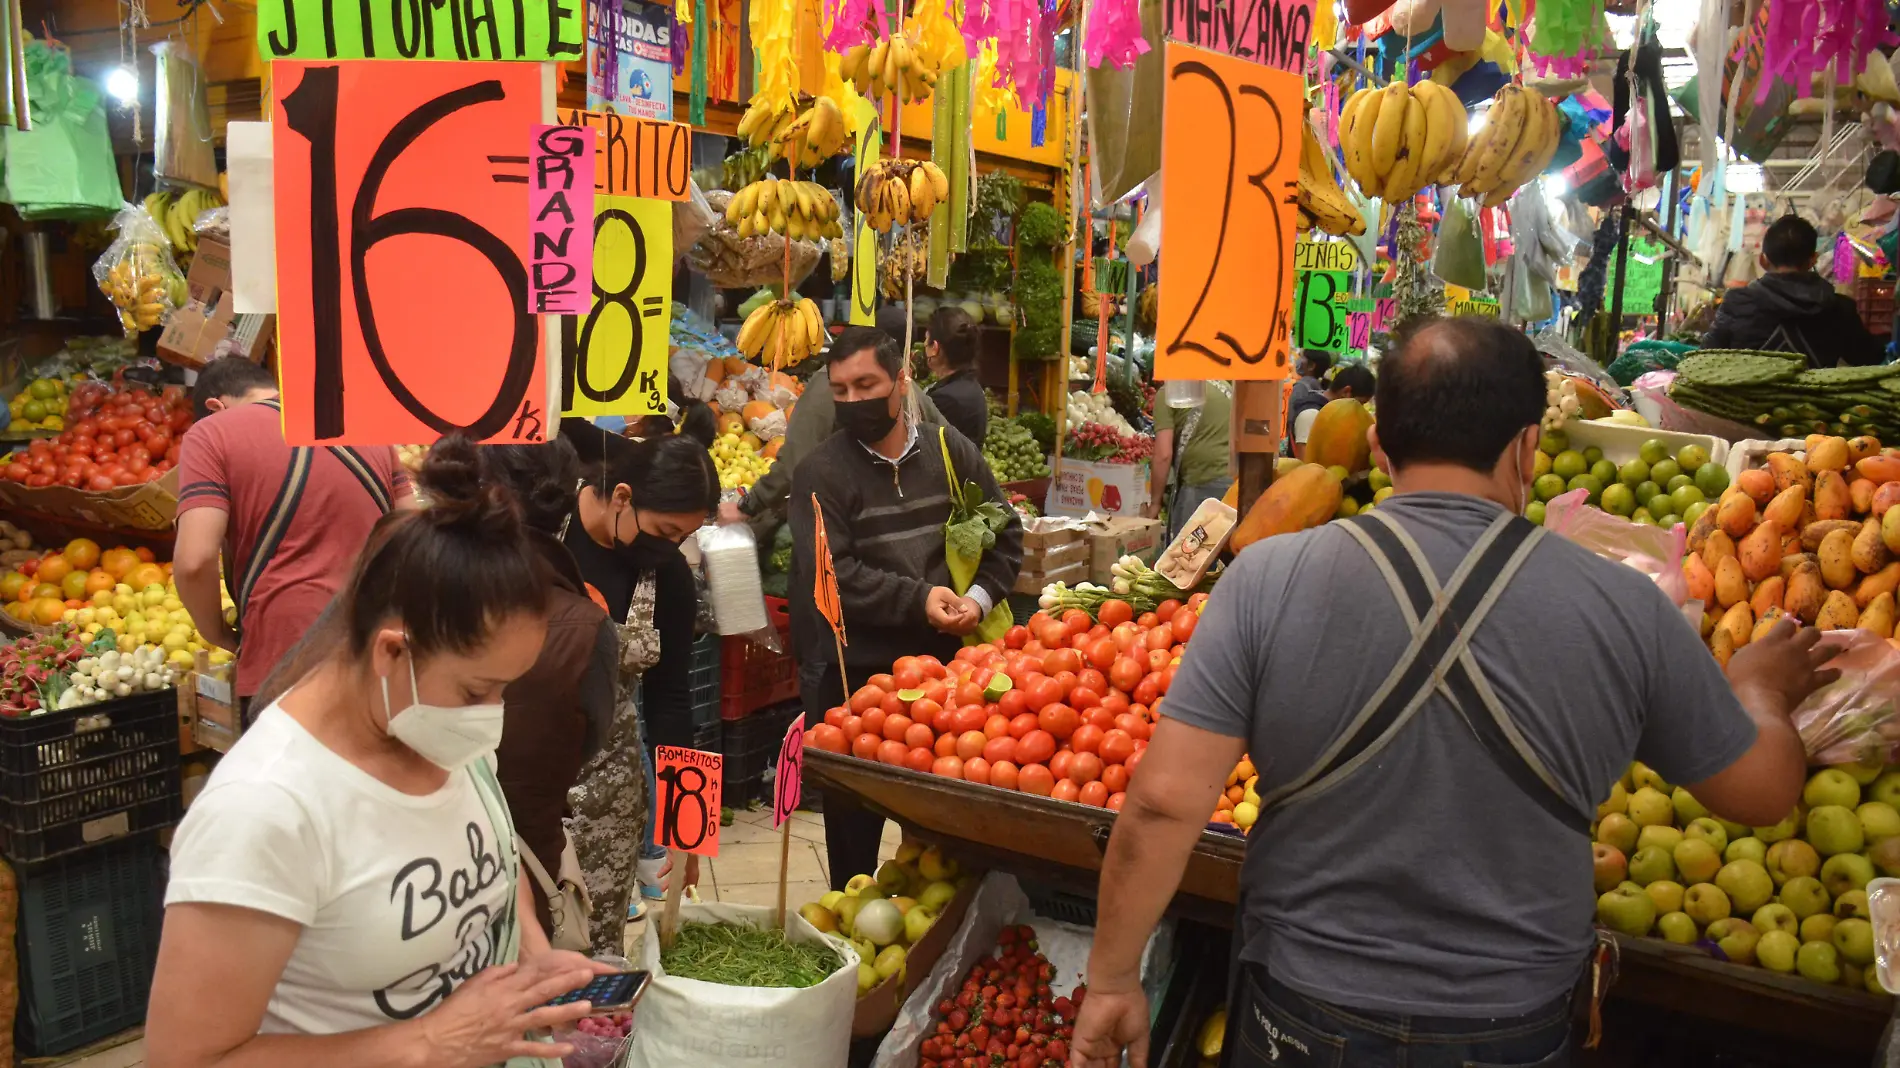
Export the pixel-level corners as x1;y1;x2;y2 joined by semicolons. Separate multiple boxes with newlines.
774;718;805;828
653;745;723;857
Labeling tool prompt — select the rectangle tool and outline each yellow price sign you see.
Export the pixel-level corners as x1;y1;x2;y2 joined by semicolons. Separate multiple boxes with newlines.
850;99;882;327
561;195;672;416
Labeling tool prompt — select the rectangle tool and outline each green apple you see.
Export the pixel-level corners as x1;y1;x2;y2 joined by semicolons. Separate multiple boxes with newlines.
1595;883;1658;937
1752;903;1799;936
1807;806;1866;856
1673;787;1710;825
1646;880;1686;915
1674;839;1722;884
1779;876;1831;920
1684;817;1728;855
1766;839;1820;887
1726;837;1768;866
1798;939;1842;983
1802;913;1839;945
1758;929;1801;972
1630;762;1670;794
1860;802;1900;844
1627;786;1673;827
1684;882;1732;926
1717;859;1775;913
1628;846;1677;886
1597;781;1629;819
1636;825;1684;854
1805;769;1864;810
1592;842;1628;894
1834;888;1871;919
1596;813;1639;854
1718;820;1752;843
1839;761;1886;786
1656;911;1699;945
1707;918;1760;965
1753;809;1801;844
1822;852;1876;897
1834;917;1877;966
1871;771;1900;811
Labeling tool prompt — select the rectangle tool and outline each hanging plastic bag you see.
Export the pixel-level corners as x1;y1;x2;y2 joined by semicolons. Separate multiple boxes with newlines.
1542;488;1697;626
151;42;218;191
1431;196;1488;290
0;38;123;219
1083;0;1165;206
695;522;782;652
1789;631;1900;766
937;427;1014;645
91;202;187;337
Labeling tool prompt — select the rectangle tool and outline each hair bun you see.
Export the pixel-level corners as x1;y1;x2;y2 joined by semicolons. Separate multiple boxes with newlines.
417;434;523;536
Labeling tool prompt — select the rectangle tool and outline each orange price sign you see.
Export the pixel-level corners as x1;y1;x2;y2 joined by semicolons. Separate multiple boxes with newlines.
653;745;724;857
273;60;550;446
1153;42;1303;382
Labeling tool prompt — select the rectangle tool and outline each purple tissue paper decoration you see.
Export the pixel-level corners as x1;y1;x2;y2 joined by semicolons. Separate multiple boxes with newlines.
670;10;687;74
1834;232;1856;284
1757;0;1898;105
1031;103;1047;145
1082;0;1148;68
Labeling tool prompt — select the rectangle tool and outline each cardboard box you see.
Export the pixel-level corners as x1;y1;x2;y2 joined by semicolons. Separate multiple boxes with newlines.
0;466;180;530
1087;516;1165;583
1014;558;1087;595
186;236;233;305
1019;517;1087;552
159;234;275;370
1044;459;1150;518
851;868;980;1036
188;662;242;754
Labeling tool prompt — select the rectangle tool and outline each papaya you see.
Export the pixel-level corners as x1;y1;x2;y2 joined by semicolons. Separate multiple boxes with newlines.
1856;454;1900;483
1780;552;1816;581
1718;601;1754;649
1818;528;1858;589
1702;529;1737;570
1817;590;1861;631
1736;468;1776;506
1766;453;1813;494
1716;493;1756;538
1853;478;1880;515
1230;463;1341;553
1854;519;1891;574
1849;436;1884;464
1683;555;1716;603
1814;470;1853;521
1304;398;1375;473
1714;556;1749;608
1884;504;1900;555
1751;605;1788;643
1785;560;1827;623
1873;481;1900;518
1803;519;1862;551
1686;507;1720;555
1710;624;1736;667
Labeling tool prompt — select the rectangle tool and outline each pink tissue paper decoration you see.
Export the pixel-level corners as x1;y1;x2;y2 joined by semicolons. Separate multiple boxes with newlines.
1756;0;1898;104
971;0;1060;112
824;0;887;52
1082;0;1148;68
1834;232;1857;284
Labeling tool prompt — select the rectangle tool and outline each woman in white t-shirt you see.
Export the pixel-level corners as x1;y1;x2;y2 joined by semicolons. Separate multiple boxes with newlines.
147;437;611;1068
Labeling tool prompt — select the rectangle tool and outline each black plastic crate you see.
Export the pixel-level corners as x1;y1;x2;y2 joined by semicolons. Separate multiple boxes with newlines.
1009;593;1042;626
688;633;721;734
1022;879;1097;926
16;838;164;1057
691;719;721;755
0;692;183;863
721;700;802;806
0;690;178;780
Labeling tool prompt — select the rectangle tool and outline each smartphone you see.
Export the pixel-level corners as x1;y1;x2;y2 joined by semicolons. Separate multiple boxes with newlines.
546;970;651;1014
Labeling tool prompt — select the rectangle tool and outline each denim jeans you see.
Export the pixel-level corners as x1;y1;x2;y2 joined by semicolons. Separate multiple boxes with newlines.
632;704;667;865
1171;478;1235;541
1224;966;1571;1068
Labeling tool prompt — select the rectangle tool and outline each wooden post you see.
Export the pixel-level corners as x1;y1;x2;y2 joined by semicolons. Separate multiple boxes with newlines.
775;817;793;929
659;846;688;950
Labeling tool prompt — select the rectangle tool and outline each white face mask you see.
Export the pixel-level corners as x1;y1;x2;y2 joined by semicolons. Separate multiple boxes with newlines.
380;649;504;770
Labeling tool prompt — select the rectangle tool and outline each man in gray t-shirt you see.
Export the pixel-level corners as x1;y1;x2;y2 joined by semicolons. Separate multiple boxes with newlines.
1070;319;1838;1068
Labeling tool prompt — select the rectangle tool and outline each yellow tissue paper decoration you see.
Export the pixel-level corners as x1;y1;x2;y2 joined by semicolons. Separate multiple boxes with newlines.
973;39;1011;113
748;0;801;116
677;0;691;24
906;0;968;74
819;50;868;135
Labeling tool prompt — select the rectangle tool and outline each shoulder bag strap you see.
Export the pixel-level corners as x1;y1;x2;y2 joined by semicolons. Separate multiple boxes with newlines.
235;443;314;627
938;425;959;499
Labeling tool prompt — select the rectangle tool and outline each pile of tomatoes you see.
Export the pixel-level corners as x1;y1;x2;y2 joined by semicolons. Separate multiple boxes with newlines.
1;382;192;490
920;926;1079;1068
810;594;1207;810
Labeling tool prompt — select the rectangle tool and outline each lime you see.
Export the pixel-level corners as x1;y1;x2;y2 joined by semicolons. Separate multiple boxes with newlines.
1639;439;1669;466
1533;451;1552;479
1618;459;1651;487
1670;484;1706;514
1590;459;1618;486
1525;500;1547;525
1534;473;1567;502
1326;465;1350;482
1373;486;1394;503
1567;473;1605;504
1601;483;1637;516
1552;450;1588;481
1658;513;1683;529
1583;447;1605;467
1677;444;1711;472
26;379;56;401
19;400;45;423
1649;459;1682;487
1694;462;1730;497
1683;500;1711;528
1645;486;1676;514
1369;468;1392;492
1632;507;1655;525
1635;480;1662;505
1540;429;1570;456
1336;496;1360;518
1666;474;1694;494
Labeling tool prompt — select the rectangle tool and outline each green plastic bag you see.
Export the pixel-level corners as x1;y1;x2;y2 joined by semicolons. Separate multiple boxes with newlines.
1432;196;1489;291
939;428;1014;646
0;39;124;220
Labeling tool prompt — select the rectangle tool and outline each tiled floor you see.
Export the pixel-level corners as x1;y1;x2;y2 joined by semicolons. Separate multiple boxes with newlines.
68;804;890;1068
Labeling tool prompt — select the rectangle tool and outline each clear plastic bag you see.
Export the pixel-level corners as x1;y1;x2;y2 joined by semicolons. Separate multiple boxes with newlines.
1789;630;1900;766
193;205;230;242
557;1026;631;1068
92;202;186;337
696;522;775;640
151;41;219;190
1543;488;1691;605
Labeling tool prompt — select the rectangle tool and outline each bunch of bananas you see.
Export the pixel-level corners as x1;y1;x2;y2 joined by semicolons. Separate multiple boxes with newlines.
1339;79;1468;205
840;33;937;103
879;229;928;299
721;145;772;191
143;185;225;256
1445;84;1563;207
738;96;850;168
725;176;846;241
853;160;951;232
737;297;826;365
1296;122;1366;237
99;246;183;335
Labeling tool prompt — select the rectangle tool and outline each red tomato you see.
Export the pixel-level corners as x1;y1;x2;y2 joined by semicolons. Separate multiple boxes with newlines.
934;732;959;757
1052;779;1081;802
989;760;1020;791
1109;656;1145;694
955;679;984;707
996;689;1028;720
1018;764;1055;796
1008;712;1039;739
1113;712;1145;736
877;739;909;766
142;429;173;456
841;714;863;738
163;444;180;465
1159;665;1176;693
1107;792;1126;811
24;474;51;487
1101;690;1131;717
1099;729;1137;765
944;703;983;735
905;747;935;773
850;686;887;714
1015;729;1057;766
867;672;895;692
1172;607;1199;641
86;474;116;491
1024;676;1065;713
879;691;908;719
1071;725;1105;755
1146;648;1172;673
1053;670;1079;696
1038;620;1069;649
860;708;888;737
851;732;882;760
1077;667;1108;692
882;714;913;743
1144;624;1176;652
1125;747;1146;775
1101;763;1130;794
1079;781;1110;807
1037;703;1079;741
982;735;1017;764
1084;706;1116;731
1188;592;1210;609
916;654;946;677
1098;599;1134;627
1069;686;1103;712
812;724;849;753
113;428;138;449
932;755;964;778
1110;622;1142;652
1061;609;1091;637
1133;676;1162;707
922;680;951;707
970;666;995;689
1049;750;1074;781
962;756;991;785
823;706;847;728
910;698;944;730
1156;598;1183;618
1004;625;1029;649
2;463;28;482
983;714;1012;739
1042;648;1082;676
956;730;987;761
893;666;925;692
904;723;935;750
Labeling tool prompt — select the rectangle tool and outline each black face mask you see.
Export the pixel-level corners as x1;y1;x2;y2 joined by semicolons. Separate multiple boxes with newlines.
835;395;899;444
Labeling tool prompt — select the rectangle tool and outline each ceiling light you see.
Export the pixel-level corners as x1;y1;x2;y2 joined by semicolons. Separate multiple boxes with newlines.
1726;162;1765;194
104;66;138;103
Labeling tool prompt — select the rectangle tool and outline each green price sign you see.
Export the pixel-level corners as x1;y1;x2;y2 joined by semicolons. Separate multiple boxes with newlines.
1293;270;1351;352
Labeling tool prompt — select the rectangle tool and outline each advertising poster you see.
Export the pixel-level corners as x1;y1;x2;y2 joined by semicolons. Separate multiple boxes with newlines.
588;0;675;119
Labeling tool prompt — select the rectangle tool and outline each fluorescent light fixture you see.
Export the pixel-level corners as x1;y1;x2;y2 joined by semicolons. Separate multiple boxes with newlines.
1662;59;1697;90
1726;162;1765;193
1654;5;1696;48
1606;13;1636;48
105;66;138;103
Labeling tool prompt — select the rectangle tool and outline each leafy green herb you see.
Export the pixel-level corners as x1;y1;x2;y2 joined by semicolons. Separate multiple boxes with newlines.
946;479;1012;560
1017;202;1063;250
660;921;841;989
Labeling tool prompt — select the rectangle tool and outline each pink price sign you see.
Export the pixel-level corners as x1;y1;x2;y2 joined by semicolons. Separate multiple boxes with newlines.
773;718;805;828
528;124;595;315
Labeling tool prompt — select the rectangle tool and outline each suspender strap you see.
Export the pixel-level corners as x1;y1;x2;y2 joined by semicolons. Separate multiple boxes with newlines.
329;446;395;513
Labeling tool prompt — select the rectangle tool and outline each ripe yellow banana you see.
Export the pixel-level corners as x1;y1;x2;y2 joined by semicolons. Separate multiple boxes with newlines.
1339;88;1382;198
1463;85;1530;196
1413;81;1466;187
1370;83;1410;179
1382;93;1428;202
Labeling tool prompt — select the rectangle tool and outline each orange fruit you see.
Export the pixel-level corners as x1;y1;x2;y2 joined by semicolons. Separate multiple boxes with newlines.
62;538;101;571
84;570;114;595
34;556;70;584
125;562;165;589
0;573;26;602
29;583;61;602
59;570;88;601
100;548;138;579
30;597;65;625
133;547;155;563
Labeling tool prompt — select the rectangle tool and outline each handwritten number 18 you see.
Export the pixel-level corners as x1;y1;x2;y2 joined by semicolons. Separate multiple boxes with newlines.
656;764;712;850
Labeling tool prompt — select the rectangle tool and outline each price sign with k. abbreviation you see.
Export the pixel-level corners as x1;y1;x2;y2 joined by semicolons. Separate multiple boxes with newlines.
773;718;804;828
1292;269;1350;352
560;195;671;416
272;60;549;446
654;746;723;856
